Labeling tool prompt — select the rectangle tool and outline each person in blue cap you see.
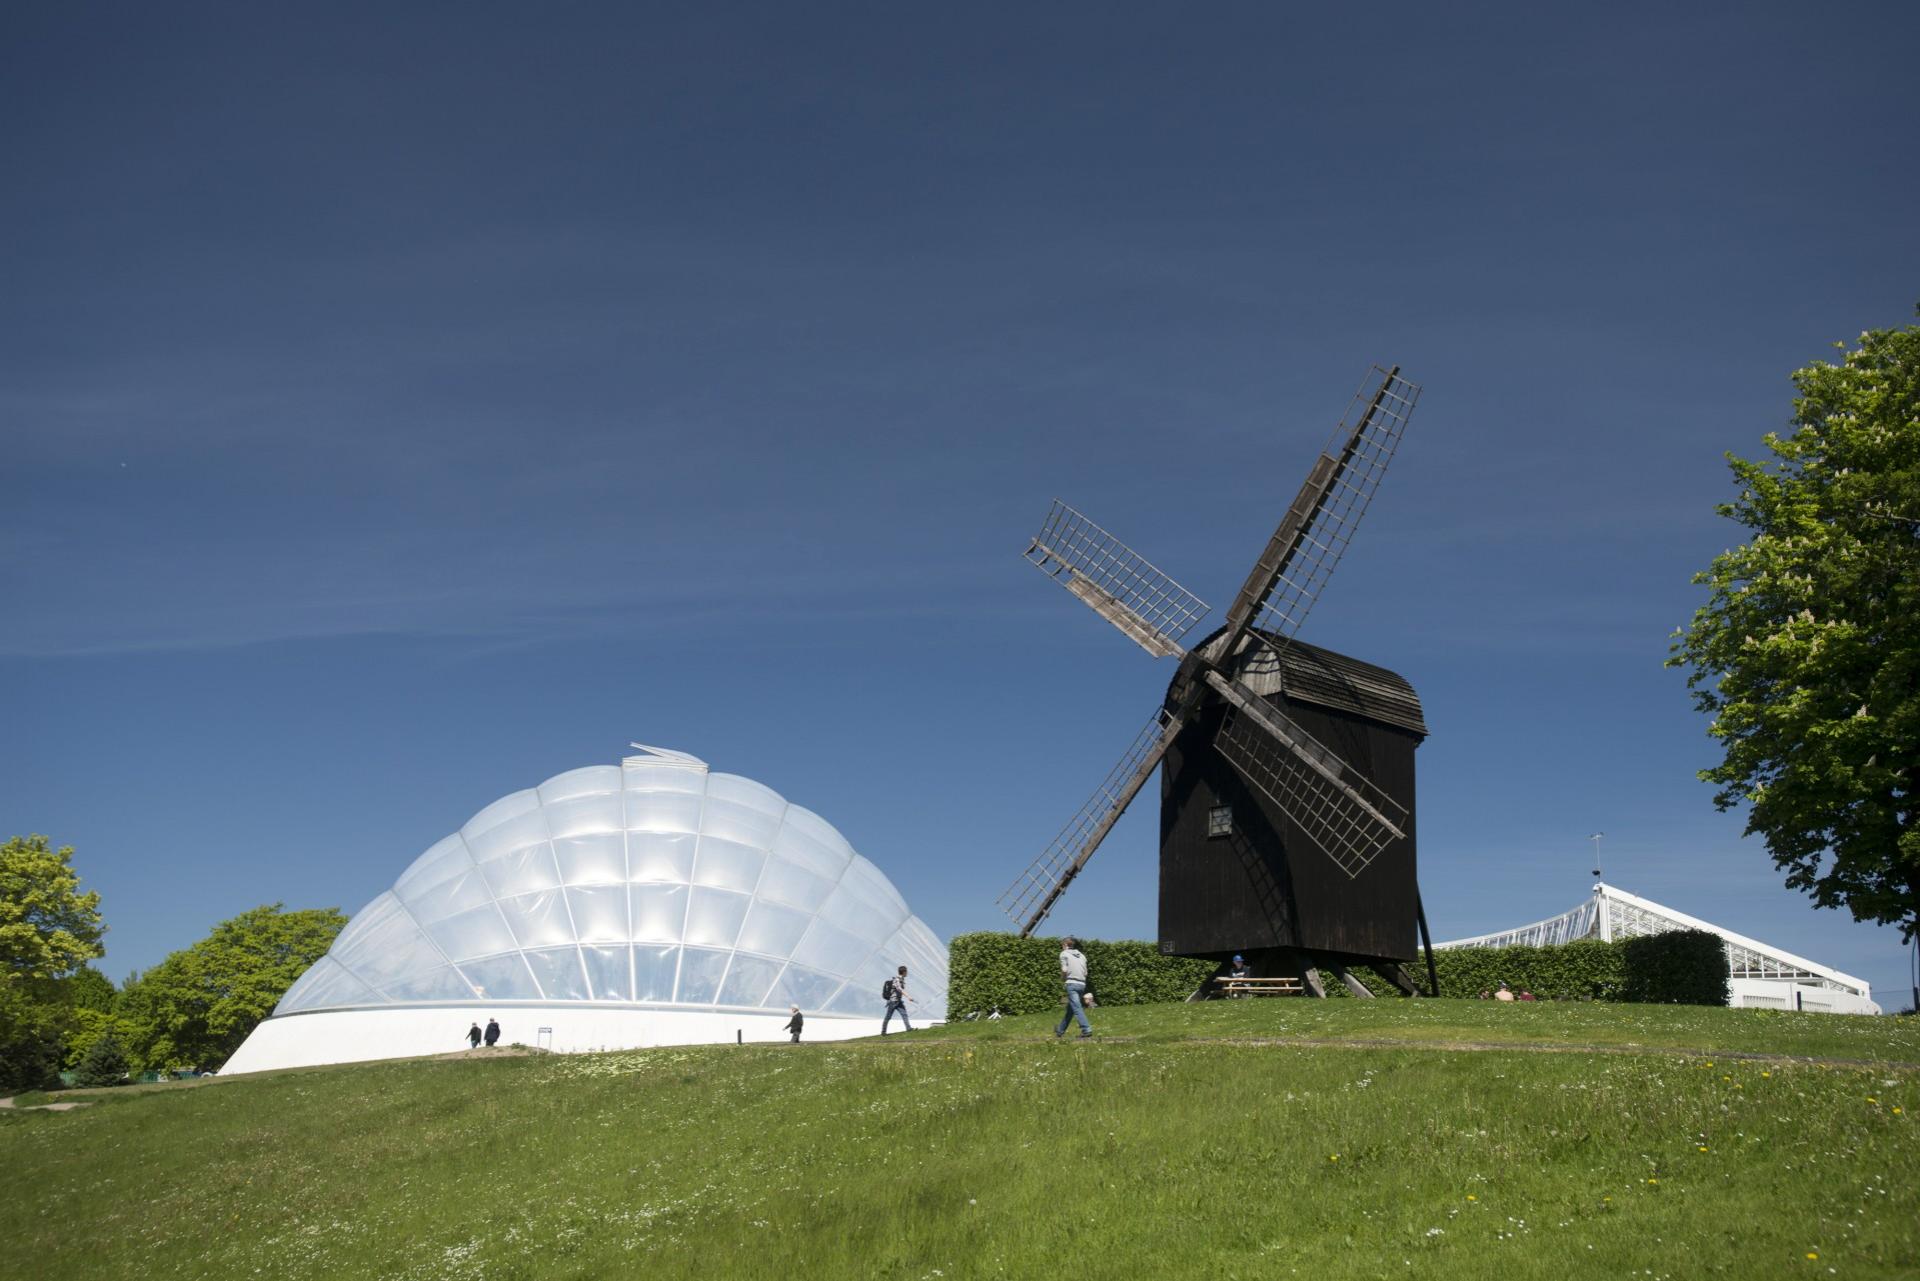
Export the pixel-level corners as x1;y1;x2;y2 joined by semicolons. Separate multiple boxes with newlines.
1227;953;1252;997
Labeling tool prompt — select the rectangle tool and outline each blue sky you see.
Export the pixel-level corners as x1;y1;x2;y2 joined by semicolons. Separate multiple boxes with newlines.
4;4;1917;1008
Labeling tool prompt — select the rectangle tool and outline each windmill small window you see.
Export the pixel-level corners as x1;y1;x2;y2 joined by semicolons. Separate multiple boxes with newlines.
1207;805;1233;838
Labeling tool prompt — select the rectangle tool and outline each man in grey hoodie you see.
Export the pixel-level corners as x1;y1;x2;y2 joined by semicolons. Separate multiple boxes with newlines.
1055;936;1092;1039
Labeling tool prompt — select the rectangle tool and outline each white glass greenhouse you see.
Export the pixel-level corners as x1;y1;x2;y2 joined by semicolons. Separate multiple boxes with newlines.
223;744;948;1074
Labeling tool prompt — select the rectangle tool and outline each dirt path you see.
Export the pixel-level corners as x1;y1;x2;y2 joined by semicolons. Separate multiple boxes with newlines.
878;1034;1920;1072
0;1095;90;1112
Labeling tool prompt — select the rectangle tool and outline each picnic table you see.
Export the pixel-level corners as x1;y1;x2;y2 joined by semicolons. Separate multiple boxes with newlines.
1211;975;1305;997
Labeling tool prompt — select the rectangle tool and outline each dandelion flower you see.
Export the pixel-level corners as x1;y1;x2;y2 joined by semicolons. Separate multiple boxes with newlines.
1698;1146;1709;1152
1807;1253;1818;1260
1466;1195;1476;1202
1330;1154;1339;1162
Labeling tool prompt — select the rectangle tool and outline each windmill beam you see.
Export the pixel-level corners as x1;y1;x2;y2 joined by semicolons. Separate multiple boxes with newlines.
1216;367;1402;660
1202;669;1406;840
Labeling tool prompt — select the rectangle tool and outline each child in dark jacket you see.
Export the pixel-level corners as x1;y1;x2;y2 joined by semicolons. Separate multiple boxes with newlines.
784;1006;804;1043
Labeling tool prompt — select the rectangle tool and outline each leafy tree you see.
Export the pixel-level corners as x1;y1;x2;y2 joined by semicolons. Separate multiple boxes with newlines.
0;835;106;1091
1670;311;1920;940
57;968;133;1070
1;835;104;981
72;1033;129;1088
120;904;346;1071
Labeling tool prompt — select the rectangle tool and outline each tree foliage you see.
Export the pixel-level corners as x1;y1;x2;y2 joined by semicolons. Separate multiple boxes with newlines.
0;835;106;1091
73;1032;130;1088
119;904;346;1071
1670;312;1920;940
0;834;104;982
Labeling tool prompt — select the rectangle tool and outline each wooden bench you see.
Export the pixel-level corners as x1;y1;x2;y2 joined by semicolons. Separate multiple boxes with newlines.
1211;976;1304;997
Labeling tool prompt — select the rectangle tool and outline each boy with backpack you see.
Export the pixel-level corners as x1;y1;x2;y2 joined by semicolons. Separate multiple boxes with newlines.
881;964;913;1034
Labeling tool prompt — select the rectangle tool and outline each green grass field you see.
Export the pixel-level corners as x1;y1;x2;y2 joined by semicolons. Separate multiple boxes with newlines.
3;1000;1915;1280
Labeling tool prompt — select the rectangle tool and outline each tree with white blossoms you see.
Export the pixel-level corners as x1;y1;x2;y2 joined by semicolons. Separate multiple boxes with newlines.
1670;309;1920;941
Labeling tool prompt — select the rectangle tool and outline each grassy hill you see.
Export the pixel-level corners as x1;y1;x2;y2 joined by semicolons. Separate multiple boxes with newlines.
3;1000;1916;1280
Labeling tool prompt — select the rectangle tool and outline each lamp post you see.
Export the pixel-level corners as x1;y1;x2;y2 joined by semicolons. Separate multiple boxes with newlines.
1589;832;1604;882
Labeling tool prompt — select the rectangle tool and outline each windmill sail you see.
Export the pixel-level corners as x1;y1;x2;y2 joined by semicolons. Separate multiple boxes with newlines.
1026;500;1210;660
1216;367;1420;662
1207;671;1407;878
997;706;1184;935
1251;367;1420;648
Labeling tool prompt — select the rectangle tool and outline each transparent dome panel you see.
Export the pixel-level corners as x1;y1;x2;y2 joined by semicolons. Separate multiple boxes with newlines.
462;793;548;861
836;857;912;927
824;981;880;1017
496;890;575;950
553;832;626;885
790;916;878;978
394;834;477;904
735;899;811;958
330;895;450;994
815;878;907;941
625;789;704;835
717;952;783;1009
384;966;475;1003
537;765;622;805
424;902;520;963
764;964;844;1013
479;844;563;899
543;789;624;840
690;837;765;893
401;861;495;926
755;857;835;913
582;945;631;1002
455;953;542;1002
524;947;592;1002
627;831;695;883
700;774;785;846
633;945;679;1002
770;808;855;880
629;882;688;944
674;946;732;1004
567;885;629;943
683;887;750;950
276;956;381;1014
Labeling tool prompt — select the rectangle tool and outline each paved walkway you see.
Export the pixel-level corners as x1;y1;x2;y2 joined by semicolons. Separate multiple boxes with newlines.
0;1095;91;1112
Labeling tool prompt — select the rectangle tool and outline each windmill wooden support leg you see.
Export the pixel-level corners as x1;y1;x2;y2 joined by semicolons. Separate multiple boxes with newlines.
1382;964;1422;997
1326;962;1376;998
1273;949;1326;998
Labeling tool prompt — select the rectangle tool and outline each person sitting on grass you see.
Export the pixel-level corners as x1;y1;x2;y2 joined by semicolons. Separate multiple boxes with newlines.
1494;982;1516;1003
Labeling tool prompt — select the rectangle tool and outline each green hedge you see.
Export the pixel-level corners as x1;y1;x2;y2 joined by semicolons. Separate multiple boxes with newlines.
947;933;1217;1017
1621;930;1731;1006
949;930;1731;1012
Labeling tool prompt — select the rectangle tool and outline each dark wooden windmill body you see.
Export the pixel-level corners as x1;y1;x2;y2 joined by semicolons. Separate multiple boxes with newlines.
1158;633;1426;986
997;366;1435;996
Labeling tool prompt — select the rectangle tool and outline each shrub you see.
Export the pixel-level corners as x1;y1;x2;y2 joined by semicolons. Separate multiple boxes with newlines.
951;931;1733;1011
1621;930;1730;1006
948;933;1216;1017
73;1033;130;1088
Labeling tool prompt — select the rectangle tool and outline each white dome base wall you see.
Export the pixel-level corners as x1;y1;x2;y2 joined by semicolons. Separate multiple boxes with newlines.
223;1005;909;1075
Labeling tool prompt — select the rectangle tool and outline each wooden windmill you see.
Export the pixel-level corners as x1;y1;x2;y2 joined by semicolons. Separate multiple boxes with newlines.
997;366;1437;996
